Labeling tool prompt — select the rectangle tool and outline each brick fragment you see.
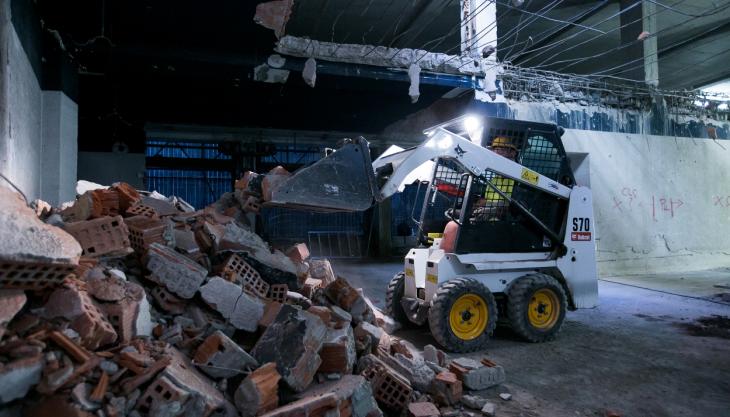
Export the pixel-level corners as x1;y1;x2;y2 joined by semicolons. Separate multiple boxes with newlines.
89;372;109;402
251;304;327;392
354;322;383;355
98;283;149;344
259;301;283;328
295;375;382;417
318;325;356;374
43;284;117;350
234;362;281;417
89;188;120;218
0;260;77;291
261;166;291;201
27;395;93;417
199;277;265;332
111;182;140;212
359;354;412;411
217;253;269;298
124;215;170;254
127;196;180;218
268;283;288;303
306;306;332;325
325;277;375;324
308;259;336;286
150;286;188;315
254;0;294;39
259;393;338;417
300;278;323;298
430;371;462;406
286;243;310;264
137;375;190;415
408;402;440;417
243;196;262;213
48;331;91;363
194;330;259;379
423;345;446;367
64;216;131;257
145;243;208;299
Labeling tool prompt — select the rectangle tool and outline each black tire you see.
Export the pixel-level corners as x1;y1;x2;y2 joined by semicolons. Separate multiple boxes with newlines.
385;272;410;325
428;278;498;353
506;273;567;343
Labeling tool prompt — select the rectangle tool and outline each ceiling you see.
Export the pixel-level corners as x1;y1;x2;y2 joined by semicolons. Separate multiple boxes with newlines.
34;0;730;151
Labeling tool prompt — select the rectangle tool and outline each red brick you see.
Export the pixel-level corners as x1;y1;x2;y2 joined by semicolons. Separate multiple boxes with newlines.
261;166;291;201
308;259;335;286
268;284;288;303
254;0;294;39
430;371;462;406
137;375;190;415
234;362;281;417
64;216;131;257
111;182;140;212
193;330;258;379
259;301;283;328
217;253;269;299
124;215;169;254
89;189;120;218
360;355;412;411
150;286;187;315
285;243;310;264
259;393;339;417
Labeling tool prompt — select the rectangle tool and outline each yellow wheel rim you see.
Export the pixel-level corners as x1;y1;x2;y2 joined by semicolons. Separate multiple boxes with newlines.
449;294;488;340
528;289;560;329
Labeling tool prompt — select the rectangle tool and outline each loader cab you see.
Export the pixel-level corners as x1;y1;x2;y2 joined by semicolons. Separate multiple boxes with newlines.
417;116;575;256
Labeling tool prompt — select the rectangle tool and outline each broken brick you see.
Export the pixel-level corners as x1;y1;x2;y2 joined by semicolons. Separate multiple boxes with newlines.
43;284;117;350
430;371;462;406
306;306;332;325
261;166;291;201
308;259;336;287
234;362;281;417
150;286;188;315
268;283;288;303
325;277;374;324
145;242;208;299
318;325;356;374
199;277;265;332
259;393;338;417
0;260;77;291
89;188;120;218
449;357;505;391
259;301;283;328
300;277;323;299
127;196;180;218
295;374;382;417
111;182;140;212
359;354;412;411
64;215;131;257
194;330;258;379
251;304;327;392
98;283;149;344
286;243;310;264
217;253;269;298
124;215;170;254
137;375;190;415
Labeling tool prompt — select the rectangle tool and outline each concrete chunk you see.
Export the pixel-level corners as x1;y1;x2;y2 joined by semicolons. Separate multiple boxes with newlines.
296;375;382;417
0;290;26;339
318;325;357;374
199;277;264;332
0;355;43;403
449;358;506;391
194;330;259;379
251;304;327;392
145;243;208;299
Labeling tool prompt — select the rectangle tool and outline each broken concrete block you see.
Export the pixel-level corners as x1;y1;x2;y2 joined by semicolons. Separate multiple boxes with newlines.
354;322;382;355
234;362;281;417
325;277;374;325
0;289;26;339
461;395;487;410
194;330;259;379
199;277;264;332
423;345;446;368
251;304;327;392
408;402;440;417
374;309;401;334
145;243;208;299
482;402;496;416
0;355;43;403
430;371;462;406
259;393;339;417
43;284;117;350
64;215;131;257
449;358;505;391
380;353;436;393
0;184;82;264
296;375;382;417
318;325;356;374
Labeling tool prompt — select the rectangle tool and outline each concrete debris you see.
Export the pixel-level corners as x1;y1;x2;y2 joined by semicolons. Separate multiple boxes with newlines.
194;330;258;378
423;344;447;367
499;393;511;401
303;57;317;88
0;184;82;264
461;395;488;410
408;402;440;417
430;371;462;406
408;63;421;103
0;181;401;417
481;402;496;416
449;358;506;390
199;277;265;332
251;305;327;392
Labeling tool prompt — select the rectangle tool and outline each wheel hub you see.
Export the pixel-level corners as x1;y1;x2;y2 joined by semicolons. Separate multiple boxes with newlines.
449;294;489;341
527;289;559;329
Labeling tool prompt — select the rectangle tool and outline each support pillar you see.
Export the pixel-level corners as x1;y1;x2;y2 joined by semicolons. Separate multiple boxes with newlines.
642;0;659;87
619;0;659;86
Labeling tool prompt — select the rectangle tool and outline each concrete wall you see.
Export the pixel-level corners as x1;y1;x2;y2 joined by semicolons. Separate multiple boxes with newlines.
77;152;146;190
562;130;730;276
0;0;78;203
0;1;42;200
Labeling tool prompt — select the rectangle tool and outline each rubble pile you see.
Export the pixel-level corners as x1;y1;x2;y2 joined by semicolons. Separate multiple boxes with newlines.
0;177;507;417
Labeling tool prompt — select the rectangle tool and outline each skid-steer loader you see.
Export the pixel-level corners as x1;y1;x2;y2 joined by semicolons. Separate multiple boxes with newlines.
267;115;598;352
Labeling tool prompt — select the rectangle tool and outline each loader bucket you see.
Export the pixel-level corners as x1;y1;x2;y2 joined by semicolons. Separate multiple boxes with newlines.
266;137;379;212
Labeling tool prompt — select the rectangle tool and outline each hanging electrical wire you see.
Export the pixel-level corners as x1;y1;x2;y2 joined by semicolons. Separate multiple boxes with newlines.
543;1;730;72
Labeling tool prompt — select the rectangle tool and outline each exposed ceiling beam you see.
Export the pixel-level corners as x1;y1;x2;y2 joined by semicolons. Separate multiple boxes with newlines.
659;21;730;58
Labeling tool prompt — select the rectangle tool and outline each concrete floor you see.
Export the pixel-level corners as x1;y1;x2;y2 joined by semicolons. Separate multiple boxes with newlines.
332;260;730;417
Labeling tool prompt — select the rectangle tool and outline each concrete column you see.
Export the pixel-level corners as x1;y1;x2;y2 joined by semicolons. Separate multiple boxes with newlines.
619;0;659;86
642;0;659;87
41;91;78;205
460;0;497;60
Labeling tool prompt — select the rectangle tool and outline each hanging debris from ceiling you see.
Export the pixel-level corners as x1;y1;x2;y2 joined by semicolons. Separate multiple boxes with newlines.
254;0;295;39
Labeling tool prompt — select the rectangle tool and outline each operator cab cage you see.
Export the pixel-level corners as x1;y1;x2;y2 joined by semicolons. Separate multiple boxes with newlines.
416;116;575;256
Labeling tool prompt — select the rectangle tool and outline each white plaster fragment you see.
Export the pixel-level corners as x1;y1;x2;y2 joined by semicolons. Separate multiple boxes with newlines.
408;63;421;103
303;58;317;88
